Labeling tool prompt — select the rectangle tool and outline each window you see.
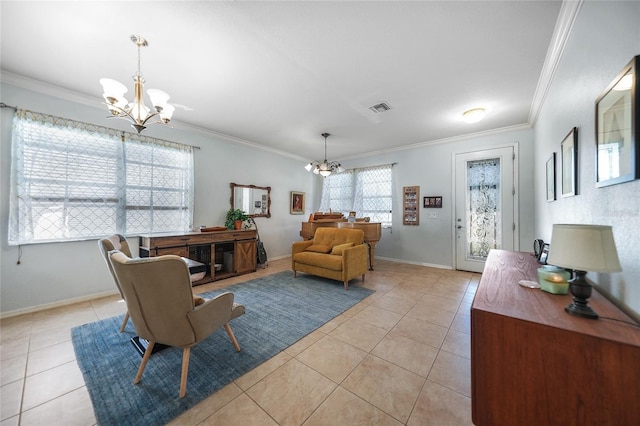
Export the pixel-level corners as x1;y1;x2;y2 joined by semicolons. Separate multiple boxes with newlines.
319;164;393;227
8;110;194;245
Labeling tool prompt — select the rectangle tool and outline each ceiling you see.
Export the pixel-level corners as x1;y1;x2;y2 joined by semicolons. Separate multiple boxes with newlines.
0;1;564;161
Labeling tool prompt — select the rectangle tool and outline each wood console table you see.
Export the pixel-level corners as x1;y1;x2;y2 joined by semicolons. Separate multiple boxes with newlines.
471;249;640;426
139;230;257;285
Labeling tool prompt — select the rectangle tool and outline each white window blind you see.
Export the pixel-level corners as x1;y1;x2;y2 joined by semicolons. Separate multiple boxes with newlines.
319;164;393;227
8;109;194;245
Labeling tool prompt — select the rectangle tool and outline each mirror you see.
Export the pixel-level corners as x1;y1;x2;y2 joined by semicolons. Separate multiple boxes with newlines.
230;183;271;218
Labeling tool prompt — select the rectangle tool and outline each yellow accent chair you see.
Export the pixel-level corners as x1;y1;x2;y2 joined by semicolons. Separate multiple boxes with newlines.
291;227;367;290
109;251;245;398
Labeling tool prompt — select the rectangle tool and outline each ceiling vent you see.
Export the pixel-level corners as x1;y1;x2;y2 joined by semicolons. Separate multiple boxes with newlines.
368;102;392;113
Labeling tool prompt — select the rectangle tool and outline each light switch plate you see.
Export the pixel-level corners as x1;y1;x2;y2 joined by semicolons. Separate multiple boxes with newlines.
428;212;437;219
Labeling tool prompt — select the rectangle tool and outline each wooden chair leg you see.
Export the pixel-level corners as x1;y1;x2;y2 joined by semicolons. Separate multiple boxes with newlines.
179;347;191;398
293;270;297;278
119;311;130;333
361;273;365;282
344;281;349;290
134;341;154;384
224;323;241;352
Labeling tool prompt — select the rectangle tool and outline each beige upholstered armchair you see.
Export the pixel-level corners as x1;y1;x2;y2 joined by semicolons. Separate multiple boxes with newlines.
108;251;245;398
99;235;205;333
98;235;133;332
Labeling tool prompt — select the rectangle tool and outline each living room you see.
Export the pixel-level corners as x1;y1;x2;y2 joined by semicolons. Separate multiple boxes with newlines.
1;1;639;424
1;0;638;322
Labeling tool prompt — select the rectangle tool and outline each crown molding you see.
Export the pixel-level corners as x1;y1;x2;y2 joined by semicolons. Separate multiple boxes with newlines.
340;123;531;161
0;71;307;161
528;0;583;126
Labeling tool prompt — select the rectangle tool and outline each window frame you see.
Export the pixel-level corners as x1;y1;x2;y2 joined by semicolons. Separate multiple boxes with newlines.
319;164;393;227
8;110;194;245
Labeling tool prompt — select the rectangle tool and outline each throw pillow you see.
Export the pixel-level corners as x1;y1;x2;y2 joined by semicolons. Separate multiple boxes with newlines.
331;242;354;255
306;244;332;254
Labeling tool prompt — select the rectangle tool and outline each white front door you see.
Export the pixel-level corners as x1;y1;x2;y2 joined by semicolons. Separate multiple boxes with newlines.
454;146;516;272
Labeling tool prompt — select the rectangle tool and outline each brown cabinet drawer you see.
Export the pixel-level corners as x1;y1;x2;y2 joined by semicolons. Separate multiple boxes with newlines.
211;230;257;242
155;246;189;258
142;233;215;249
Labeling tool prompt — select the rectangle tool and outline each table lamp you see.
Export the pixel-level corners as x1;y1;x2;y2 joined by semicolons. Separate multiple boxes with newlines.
546;224;622;319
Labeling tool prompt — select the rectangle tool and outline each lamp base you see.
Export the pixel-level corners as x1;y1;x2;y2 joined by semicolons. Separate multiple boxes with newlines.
564;302;599;319
564;270;599;320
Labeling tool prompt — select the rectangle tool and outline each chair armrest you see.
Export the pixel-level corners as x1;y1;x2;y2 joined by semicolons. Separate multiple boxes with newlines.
342;244;368;272
231;302;246;320
292;240;314;270
292;240;313;255
187;292;235;342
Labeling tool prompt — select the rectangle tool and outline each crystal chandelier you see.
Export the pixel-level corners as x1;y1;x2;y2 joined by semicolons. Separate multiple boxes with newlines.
305;133;344;177
99;35;175;134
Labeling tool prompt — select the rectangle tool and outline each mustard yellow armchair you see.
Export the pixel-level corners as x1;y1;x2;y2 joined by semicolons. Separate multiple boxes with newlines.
109;251;245;398
292;227;367;289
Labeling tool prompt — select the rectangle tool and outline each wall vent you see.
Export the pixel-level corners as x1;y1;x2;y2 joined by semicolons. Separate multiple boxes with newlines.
368;102;392;113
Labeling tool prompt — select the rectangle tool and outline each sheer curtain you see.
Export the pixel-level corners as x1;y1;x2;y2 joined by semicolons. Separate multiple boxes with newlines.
319;164;392;227
8;109;194;245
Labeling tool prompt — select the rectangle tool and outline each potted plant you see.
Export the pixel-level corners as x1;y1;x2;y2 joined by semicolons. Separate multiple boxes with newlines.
225;208;249;230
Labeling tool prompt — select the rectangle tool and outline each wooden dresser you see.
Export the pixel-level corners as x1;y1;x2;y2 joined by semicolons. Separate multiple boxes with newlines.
471;250;640;426
139;230;257;284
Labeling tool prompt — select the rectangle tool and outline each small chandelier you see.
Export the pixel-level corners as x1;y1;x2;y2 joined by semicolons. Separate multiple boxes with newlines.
99;35;175;134
305;133;344;177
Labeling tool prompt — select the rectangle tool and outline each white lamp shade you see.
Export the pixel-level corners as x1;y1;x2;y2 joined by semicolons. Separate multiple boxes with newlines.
147;89;171;108
158;103;175;121
547;224;622;273
102;95;128;114
100;78;128;98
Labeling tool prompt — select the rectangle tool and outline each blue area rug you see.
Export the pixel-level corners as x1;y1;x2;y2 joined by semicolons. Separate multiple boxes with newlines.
71;271;374;425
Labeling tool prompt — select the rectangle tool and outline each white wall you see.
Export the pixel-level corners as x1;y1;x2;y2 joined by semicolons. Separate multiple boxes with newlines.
0;80;537;315
0;83;315;315
310;127;536;269
534;1;640;320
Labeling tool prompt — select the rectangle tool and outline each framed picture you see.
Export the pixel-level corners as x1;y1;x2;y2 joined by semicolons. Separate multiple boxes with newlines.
423;196;443;208
595;55;639;187
290;191;305;214
546;153;556;202
561;127;578;197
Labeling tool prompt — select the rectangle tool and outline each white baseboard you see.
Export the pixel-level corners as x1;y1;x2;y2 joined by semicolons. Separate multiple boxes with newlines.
1;254;454;319
0;289;120;319
375;256;453;270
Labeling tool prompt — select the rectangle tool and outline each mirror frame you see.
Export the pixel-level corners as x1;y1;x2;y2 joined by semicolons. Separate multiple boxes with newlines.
230;182;271;218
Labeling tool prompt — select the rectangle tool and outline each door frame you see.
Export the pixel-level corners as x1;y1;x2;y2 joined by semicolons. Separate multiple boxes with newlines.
451;143;520;271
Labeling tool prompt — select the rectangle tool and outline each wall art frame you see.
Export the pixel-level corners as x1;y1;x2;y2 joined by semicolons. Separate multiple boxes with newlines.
290;191;305;214
423;196;443;208
561;127;578;197
546;153;556;202
595;55;639;187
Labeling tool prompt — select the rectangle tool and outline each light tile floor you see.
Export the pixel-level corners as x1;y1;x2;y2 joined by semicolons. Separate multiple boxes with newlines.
1;258;480;425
